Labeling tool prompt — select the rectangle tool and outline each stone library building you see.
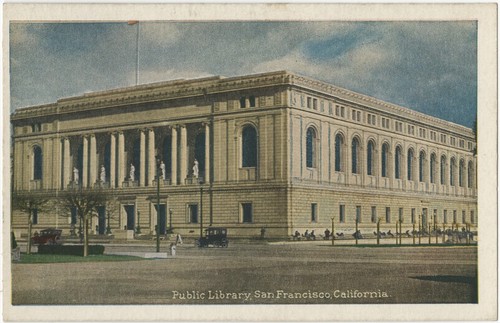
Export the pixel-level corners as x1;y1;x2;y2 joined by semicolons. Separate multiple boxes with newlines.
10;71;477;239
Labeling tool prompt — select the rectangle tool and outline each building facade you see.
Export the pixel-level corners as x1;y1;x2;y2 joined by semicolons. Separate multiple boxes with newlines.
11;71;477;239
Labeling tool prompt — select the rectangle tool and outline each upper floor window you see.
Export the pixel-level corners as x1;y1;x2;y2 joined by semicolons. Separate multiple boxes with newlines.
306;127;317;168
468;161;474;188
394;146;402;179
459;139;465;148
313;98;318;110
407;149;414;180
381;143;389;178
351;109;361;122
307;97;312;109
367;140;375;176
395;121;403;132
419;128;426;138
240;96;256;108
407;125;415;135
430;131;437;141
351;137;361;174
31;123;42;133
367;114;376;126
242;125;257;167
33;145;43;180
440;134;447;143
240;97;246;108
335;133;345;172
381;117;390;129
450;137;456;146
335;105;346;118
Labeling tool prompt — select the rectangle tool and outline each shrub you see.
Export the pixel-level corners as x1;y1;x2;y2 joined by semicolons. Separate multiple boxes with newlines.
37;245;105;256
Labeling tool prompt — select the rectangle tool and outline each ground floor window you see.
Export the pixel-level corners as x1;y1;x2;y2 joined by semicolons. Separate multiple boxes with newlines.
453;210;457;224
444;210;448;224
398;208;403;223
311;203;318;223
411;208;416;224
462;210;466;224
241;203;253;223
356;206;361;223
433;209;438;224
470;210;475;224
385;207;391;223
32;208;38;225
71;207;77;225
371;206;376;223
339;205;345;223
188;204;198;224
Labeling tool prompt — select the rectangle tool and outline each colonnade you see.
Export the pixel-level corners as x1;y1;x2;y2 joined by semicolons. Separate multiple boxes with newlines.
60;123;210;189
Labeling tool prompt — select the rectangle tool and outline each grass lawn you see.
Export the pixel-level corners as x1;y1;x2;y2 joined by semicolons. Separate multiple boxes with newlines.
15;253;144;264
329;243;477;248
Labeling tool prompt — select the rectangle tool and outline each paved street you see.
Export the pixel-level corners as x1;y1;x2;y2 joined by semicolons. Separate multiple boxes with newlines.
12;241;477;305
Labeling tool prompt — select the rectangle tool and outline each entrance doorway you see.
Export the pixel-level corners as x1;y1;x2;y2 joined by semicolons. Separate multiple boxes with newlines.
124;205;135;230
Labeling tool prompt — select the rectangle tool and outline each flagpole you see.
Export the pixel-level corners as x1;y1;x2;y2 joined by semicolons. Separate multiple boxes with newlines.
128;21;140;86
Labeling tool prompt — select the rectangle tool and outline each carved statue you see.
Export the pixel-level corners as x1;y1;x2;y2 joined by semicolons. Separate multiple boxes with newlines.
130;163;135;182
100;165;106;183
73;167;79;184
160;161;166;180
193;159;199;178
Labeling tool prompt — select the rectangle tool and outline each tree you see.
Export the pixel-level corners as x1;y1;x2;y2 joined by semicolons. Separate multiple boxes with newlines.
11;191;51;254
58;187;110;257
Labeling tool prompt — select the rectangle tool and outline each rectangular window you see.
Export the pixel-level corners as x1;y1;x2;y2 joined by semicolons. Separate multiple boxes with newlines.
339;205;345;223
335;105;340;116
441;134;447;143
329;103;333;115
357;111;361;121
462;210;466;224
468;142;473;150
453;210;457;224
411;208;416;224
433;209;438;224
249;96;256;107
32;208;38;225
385;207;391;223
459;140;464;148
341;106;345;117
450;137;456;146
307;97;312;109
313;98;318;110
188;204;198;224
356;206;361;223
399;208;404;223
71;207;77;225
352;109;356;120
395;121;403;132
371;206;377;223
301;95;305;107
444;210;448;224
311;203;318;222
241;203;253;223
470;210;475;224
320;100;324;112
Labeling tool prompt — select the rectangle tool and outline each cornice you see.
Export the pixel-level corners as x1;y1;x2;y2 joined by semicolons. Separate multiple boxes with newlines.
11;70;473;138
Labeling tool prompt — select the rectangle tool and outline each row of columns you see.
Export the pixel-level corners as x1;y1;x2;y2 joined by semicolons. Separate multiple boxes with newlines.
61;123;210;189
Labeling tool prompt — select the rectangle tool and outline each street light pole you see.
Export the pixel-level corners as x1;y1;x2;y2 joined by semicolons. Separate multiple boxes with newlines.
156;152;161;253
331;217;335;246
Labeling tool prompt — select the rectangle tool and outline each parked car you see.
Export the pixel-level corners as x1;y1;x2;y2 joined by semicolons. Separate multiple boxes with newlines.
195;227;228;248
31;228;62;245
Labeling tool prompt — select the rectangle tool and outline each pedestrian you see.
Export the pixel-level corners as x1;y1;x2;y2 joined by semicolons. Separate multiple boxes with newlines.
176;233;183;245
170;243;176;257
324;228;330;240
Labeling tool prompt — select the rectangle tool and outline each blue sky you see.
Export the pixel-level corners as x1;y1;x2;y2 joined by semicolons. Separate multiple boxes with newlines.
10;21;477;128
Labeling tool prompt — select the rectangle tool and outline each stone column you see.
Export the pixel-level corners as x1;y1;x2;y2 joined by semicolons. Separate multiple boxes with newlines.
179;125;187;185
89;134;97;187
171;127;178;185
148;129;155;186
140;130;146;186
82;136;88;188
63;137;71;188
110;133;116;188
117;132;125;186
204;123;210;183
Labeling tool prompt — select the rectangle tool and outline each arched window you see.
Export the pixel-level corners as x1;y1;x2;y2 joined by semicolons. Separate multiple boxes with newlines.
407;149;414;180
367;140;375;176
306;127;317;168
335;133;344;172
459;159;465;187
419;151;426;182
450;157;456;186
430;153;436;184
351;137;360;174
242;125;257;167
440;155;446;185
33;146;43;180
381;143;389;178
395;146;402;179
468;161;474;188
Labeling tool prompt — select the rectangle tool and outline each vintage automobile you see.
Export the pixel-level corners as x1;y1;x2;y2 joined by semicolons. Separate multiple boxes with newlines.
195;227;228;248
31;228;63;245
